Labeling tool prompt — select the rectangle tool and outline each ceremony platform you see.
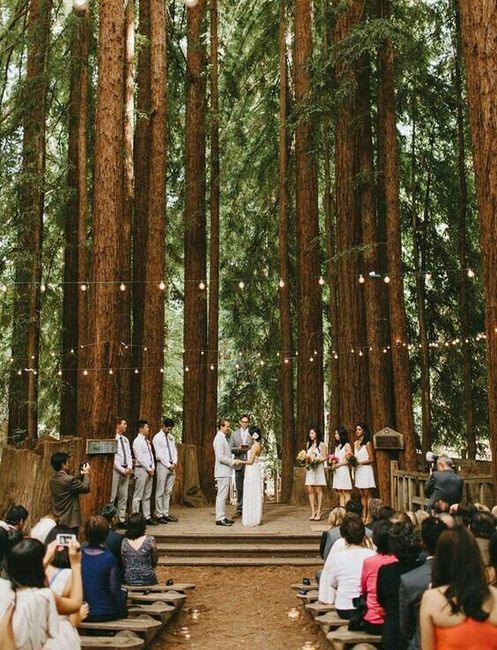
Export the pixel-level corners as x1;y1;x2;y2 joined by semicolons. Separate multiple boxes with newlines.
152;503;324;567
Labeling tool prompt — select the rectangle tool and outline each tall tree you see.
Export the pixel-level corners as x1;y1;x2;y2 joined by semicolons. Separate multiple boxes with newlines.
458;0;497;491
183;0;208;446
278;0;295;501
203;0;220;501
377;0;416;469
8;0;52;446
61;6;90;438
132;0;167;433
294;0;324;443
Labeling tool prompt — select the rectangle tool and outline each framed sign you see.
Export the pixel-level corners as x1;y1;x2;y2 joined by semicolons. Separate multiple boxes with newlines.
86;439;118;455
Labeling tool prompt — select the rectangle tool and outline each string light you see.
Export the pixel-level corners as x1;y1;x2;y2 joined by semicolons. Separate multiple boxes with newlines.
238;281;245;289
358;274;365;284
199;281;206;290
318;277;325;286
159;281;166;290
80;283;87;291
119;283;126;292
278;279;285;288
384;275;391;284
467;268;475;278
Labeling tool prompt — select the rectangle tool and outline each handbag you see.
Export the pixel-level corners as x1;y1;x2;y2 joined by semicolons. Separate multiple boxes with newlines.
348;594;368;631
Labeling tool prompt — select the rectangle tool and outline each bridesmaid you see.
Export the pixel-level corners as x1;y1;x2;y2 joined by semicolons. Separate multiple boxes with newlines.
305;428;327;521
353;422;376;522
332;426;352;507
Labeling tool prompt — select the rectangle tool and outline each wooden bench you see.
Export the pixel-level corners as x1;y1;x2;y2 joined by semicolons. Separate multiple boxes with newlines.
296;589;319;603
305;601;336;616
127;590;186;608
291;582;318;592
314;610;349;632
327;628;382;648
125;582;195;593
79;615;161;646
80;632;144;650
127;602;176;624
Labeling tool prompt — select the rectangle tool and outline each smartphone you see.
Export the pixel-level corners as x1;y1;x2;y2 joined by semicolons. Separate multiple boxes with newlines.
56;533;77;546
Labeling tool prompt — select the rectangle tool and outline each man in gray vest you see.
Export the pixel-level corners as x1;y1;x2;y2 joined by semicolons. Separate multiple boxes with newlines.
213;418;241;526
230;414;253;518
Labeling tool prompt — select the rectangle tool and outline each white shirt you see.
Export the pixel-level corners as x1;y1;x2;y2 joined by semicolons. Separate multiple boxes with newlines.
319;546;376;608
132;433;155;470
114;433;132;472
241;429;250;446
153;430;178;468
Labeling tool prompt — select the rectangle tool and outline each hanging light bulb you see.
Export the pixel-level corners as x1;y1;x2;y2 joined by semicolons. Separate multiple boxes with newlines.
80;283;87;291
159;280;166;290
40;283;46;293
278;279;285;288
109;368;114;375
384;275;391;284
318;277;325;286
467;268;475;278
57;370;62;377
210;364;215;371
425;272;432;282
238;281;245;289
119;283;126;292
358;274;365;284
83;369;88;376
199;281;206;290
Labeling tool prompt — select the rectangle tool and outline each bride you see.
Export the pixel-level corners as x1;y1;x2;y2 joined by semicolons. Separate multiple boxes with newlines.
241;427;263;527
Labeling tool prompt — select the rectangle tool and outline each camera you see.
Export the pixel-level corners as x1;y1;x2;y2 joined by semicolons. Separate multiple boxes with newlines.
425;451;439;473
79;461;89;472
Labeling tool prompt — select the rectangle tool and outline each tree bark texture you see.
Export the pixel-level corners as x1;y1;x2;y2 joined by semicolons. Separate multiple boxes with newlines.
294;0;324;446
202;0;220;501
61;8;90;438
458;0;497;492
183;0;208;445
377;0;417;470
132;0;167;434
8;0;52;446
278;0;296;502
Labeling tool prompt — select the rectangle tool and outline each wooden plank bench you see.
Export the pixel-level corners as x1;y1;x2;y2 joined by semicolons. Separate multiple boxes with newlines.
314;610;349;632
125;583;195;593
305;601;336;616
79;615;161;646
296;589;319;603
291;582;318;592
327;628;382;648
127;602;176;624
127;590;186;608
80;632;145;650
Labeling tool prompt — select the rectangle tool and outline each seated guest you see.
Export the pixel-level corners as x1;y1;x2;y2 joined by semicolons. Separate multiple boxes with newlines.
122;513;158;586
360;520;397;634
377;522;421;650
320;507;346;561
489;531;497;586
377;505;395;521
470;512;496;569
318;515;375;618
451;502;476;528
81;515;127;621
0;506;29;535
420;526;497;649
100;504;124;572
399;517;448;650
366;498;384;534
31;513;58;544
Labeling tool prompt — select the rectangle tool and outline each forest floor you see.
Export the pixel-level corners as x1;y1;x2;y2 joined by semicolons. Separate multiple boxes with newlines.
155;566;324;650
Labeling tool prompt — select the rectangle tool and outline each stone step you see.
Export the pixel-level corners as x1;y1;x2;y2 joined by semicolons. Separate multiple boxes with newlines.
153;533;320;545
158;556;321;567
157;542;318;557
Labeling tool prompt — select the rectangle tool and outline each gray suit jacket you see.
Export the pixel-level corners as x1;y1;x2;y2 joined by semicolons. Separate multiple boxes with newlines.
230;428;253;472
399;557;433;650
50;471;90;529
214;431;235;478
424;469;463;509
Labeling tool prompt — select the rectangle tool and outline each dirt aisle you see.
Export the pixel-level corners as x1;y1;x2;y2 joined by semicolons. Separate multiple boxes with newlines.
155;566;324;649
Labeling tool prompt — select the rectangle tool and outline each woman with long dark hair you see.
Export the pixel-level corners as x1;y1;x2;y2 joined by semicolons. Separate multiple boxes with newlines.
305;428;327;521
353;422;376;522
420;526;497;649
331;426;352;507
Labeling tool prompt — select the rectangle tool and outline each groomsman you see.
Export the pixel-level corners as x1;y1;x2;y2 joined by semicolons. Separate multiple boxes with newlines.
231;414;253;517
111;416;133;528
153;417;179;523
132;419;158;525
214;418;241;526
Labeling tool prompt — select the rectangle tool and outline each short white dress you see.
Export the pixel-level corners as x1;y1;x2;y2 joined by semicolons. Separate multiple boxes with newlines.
48;568;81;649
353;443;376;489
332;445;352;490
305;443;327;486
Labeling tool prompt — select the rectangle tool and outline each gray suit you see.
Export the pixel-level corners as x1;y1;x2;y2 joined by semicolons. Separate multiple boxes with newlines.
399;558;433;650
50;471;90;531
231;428;253;513
424;469;463;510
214;430;235;521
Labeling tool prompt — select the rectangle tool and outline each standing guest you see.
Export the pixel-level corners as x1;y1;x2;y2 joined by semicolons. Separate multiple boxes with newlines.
230;414;253;518
361;520;397;635
30;513;58;544
305;427;327;521
0;506;29;535
132;419;157;526
100;504;124;573
399;517;448;650
81;516;127;622
121;513;158;586
50;452;90;536
424;455;463;512
331;426;352;507
153;417;179;523
377;523;421;650
318;515;375;617
353;422;376;523
111;417;133;529
420;526;497;649
213;418;242;526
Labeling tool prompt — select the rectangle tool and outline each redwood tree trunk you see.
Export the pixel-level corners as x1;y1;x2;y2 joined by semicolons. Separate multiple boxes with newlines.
203;0;220;501
377;0;416;470
183;0;208;446
294;0;324;446
61;7;90;438
8;0;52;446
458;1;497;491
278;0;295;502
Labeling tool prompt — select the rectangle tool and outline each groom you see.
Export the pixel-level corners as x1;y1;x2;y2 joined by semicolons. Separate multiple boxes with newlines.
231;414;253;518
214;418;242;526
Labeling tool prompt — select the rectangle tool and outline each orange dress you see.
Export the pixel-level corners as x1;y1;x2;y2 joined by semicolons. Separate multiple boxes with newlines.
434;617;497;649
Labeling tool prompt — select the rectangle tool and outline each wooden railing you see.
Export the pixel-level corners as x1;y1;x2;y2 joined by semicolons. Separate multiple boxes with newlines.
390;460;495;511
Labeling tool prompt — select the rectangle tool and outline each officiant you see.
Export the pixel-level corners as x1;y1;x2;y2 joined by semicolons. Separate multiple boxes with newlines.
230;414;253;518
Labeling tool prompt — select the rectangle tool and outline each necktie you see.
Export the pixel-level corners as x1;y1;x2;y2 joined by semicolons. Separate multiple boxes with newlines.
146;439;154;468
120;436;128;467
165;434;173;466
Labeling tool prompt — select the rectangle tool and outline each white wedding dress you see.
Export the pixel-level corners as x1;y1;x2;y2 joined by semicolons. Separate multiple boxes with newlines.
242;450;263;527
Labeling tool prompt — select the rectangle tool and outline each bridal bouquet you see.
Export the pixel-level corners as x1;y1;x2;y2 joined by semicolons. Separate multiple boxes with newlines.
328;453;339;470
306;458;320;471
346;452;358;468
296;449;307;466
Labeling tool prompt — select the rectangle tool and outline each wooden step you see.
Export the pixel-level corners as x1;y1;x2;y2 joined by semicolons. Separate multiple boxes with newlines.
305;601;335;616
127;590;186;607
291;581;318;591
80;616;161;646
327;628;382;646
127;602;176;624
158;556;322;567
315;611;348;632
80;633;144;650
296;589;319;603
125;583;195;593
